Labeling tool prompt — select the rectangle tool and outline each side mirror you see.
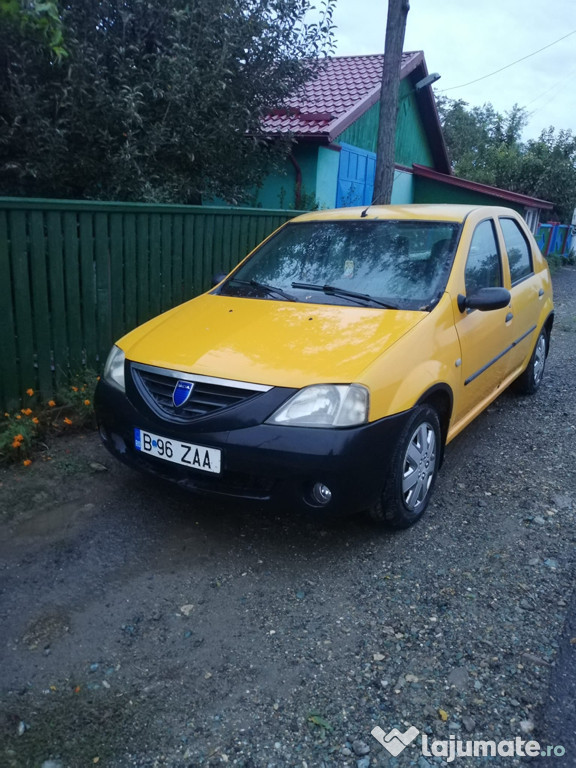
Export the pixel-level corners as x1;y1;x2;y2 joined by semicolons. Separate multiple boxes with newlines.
457;287;511;313
212;271;228;287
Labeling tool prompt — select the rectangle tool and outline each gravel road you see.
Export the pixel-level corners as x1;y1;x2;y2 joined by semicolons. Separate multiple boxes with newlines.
1;267;575;768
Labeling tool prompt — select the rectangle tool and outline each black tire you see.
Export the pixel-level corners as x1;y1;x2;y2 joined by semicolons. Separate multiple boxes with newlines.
368;404;442;529
513;327;548;396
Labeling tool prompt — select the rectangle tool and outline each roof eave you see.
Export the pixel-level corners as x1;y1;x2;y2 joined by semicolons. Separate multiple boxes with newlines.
412;164;554;209
293;133;332;143
407;59;451;175
326;84;381;141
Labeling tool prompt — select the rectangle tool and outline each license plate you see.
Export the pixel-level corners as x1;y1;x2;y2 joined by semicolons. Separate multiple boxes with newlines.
134;429;221;474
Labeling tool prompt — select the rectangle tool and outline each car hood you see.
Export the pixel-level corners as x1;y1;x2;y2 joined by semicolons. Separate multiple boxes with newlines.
118;294;426;389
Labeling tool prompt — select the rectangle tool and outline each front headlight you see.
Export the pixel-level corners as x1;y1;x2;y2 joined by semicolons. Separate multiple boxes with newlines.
103;345;126;391
267;384;369;428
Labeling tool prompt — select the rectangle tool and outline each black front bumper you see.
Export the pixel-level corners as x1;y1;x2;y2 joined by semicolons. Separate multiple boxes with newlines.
95;378;412;516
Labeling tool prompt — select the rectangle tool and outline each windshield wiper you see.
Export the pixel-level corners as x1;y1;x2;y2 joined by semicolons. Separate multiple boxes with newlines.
291;282;398;309
228;278;297;302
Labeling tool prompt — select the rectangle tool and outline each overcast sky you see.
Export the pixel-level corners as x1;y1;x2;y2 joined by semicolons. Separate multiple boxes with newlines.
331;0;576;140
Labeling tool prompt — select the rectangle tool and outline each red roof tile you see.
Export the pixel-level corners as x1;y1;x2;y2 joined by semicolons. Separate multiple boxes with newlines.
262;52;423;139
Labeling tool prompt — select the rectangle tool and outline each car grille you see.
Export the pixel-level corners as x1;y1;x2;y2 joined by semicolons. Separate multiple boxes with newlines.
131;364;268;422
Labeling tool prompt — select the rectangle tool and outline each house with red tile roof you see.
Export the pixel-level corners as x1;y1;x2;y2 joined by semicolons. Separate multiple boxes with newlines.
255;51;552;230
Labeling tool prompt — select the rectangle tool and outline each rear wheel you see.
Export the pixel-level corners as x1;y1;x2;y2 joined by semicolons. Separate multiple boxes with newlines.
368;405;441;529
513;328;548;395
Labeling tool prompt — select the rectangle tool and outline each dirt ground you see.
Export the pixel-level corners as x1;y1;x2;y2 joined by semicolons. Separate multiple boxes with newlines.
1;268;576;768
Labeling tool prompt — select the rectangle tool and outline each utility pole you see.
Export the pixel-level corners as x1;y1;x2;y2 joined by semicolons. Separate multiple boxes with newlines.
372;0;410;205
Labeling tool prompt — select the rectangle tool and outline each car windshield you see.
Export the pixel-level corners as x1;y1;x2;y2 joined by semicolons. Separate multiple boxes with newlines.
217;219;462;310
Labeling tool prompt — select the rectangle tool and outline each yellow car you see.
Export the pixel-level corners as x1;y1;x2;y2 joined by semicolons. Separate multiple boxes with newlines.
95;204;554;528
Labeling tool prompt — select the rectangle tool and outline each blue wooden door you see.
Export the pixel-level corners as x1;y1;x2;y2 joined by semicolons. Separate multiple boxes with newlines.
336;143;376;208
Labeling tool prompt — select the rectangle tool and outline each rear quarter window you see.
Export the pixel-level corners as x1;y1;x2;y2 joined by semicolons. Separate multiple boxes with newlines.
499;218;533;284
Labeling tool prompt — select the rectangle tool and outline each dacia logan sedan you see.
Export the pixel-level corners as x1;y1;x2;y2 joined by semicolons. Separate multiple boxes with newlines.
95;205;554;528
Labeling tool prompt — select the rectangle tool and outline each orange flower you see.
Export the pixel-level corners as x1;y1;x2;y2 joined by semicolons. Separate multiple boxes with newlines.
3;412;9;418
84;399;91;406
64;417;73;425
11;437;23;449
26;388;34;396
71;386;78;392
32;417;39;424
16;414;21;420
21;408;32;416
23;459;32;467
48;400;56;407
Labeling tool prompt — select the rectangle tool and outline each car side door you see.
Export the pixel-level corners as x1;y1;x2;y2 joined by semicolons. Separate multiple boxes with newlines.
452;218;514;425
496;216;542;374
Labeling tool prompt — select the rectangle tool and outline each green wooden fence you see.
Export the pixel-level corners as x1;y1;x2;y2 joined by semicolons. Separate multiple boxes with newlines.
0;197;302;409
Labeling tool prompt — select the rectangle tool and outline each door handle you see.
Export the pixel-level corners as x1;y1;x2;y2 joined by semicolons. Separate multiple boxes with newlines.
505;312;514;322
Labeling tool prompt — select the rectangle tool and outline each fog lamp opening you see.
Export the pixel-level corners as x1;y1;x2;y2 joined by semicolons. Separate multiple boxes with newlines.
312;482;332;505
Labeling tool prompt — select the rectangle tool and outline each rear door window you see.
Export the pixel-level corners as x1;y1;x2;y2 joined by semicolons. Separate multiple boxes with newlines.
499;218;533;284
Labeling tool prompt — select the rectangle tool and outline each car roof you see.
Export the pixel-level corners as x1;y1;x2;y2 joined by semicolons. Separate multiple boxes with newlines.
292;204;516;224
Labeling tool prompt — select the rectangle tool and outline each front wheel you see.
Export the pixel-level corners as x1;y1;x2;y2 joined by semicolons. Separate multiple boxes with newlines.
368;405;442;529
513;327;548;395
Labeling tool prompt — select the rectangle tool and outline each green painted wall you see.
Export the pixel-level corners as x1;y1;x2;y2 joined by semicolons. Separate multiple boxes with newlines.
391;169;414;204
395;80;435;168
316;146;340;208
337;81;436;168
254;167;292;209
254;144;319;209
337;101;380;154
413;176;524;214
296;144;319;207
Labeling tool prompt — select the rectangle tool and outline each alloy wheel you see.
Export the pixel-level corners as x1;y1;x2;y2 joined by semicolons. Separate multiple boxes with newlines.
402;422;437;511
533;333;547;387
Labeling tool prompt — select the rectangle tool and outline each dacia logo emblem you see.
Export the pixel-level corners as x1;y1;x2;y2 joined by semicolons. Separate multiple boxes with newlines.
173;380;194;408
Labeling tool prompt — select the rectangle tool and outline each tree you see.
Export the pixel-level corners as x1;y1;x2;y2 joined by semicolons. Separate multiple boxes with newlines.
0;0;335;203
0;0;67;58
436;97;527;182
437;97;576;222
372;0;410;205
521;129;576;222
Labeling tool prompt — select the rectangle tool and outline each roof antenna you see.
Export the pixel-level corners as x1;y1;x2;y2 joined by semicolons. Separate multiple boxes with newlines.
362;186;388;216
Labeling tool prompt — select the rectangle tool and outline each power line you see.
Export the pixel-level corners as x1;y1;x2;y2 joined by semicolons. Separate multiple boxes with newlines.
523;64;576;112
438;28;576;93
